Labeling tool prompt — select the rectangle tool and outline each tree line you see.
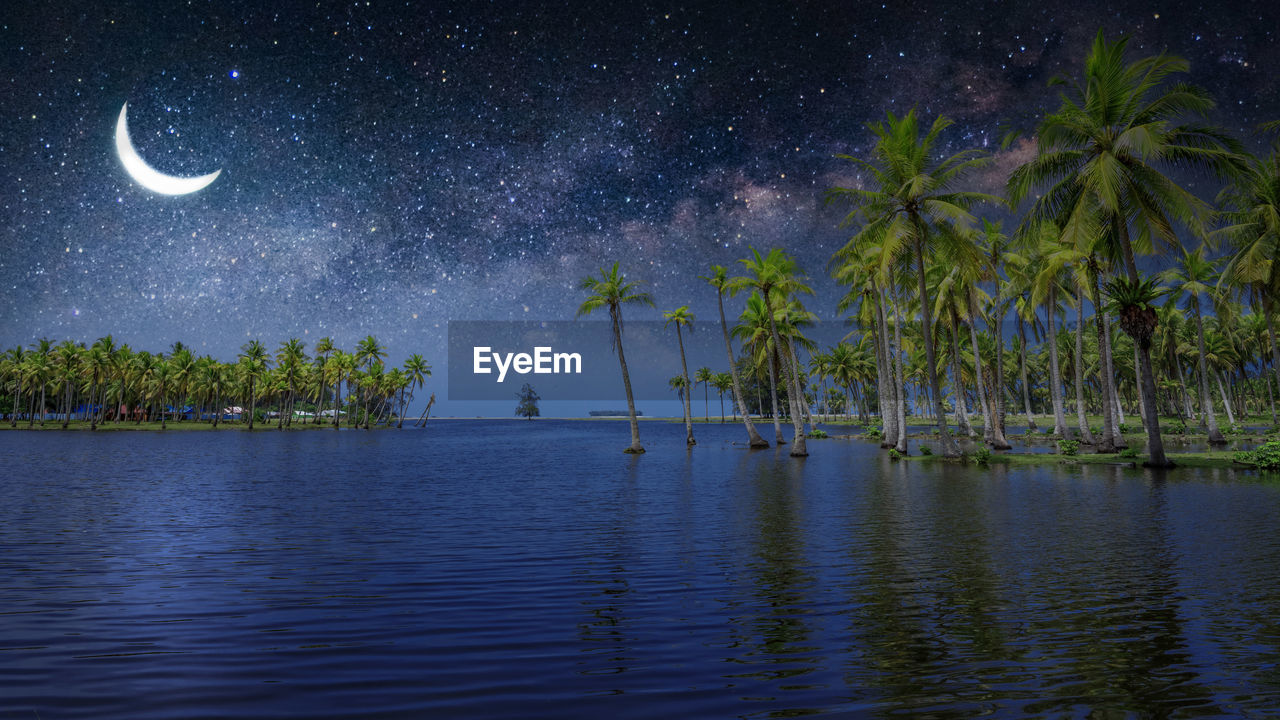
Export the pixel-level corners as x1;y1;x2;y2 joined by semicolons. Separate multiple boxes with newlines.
582;31;1280;466
1;334;432;431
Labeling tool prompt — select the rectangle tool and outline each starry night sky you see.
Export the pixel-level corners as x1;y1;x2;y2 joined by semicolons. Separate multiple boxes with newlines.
2;0;1278;414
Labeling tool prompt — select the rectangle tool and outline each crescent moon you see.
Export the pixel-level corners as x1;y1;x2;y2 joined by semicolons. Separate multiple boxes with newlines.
115;102;221;195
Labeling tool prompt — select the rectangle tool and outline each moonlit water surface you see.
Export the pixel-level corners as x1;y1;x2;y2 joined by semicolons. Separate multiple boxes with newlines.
4;421;1280;718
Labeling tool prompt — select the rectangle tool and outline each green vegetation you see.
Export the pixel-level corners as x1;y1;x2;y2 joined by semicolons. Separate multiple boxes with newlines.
515;383;540;420
1;335;429;430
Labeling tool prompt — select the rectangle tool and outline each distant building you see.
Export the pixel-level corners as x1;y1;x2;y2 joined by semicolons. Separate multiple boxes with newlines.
588;410;643;417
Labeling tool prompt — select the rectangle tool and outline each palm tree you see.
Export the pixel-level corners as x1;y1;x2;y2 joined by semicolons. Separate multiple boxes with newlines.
827;110;999;457
311;337;335;424
711;372;733;422
730;247;813;457
355;335;386;429
734;291;789;446
662;307;697;445
577;261;653;454
328;350;357;429
1164;245;1226;443
1028;224;1074;441
1009;30;1243;467
1217;146;1280;406
239;339;269;429
694;367;713;423
402;354;431;428
700;265;768;447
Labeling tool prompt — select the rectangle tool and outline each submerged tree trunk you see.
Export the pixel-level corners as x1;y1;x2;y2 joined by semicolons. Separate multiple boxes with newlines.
675;323;695;446
873;285;896;447
767;350;785;446
611;305;644;454
762;289;807;457
717;285;767;447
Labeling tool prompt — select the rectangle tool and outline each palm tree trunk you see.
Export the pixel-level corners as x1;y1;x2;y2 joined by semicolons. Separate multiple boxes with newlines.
1118;228;1169;466
1265;304;1280;426
1102;312;1127;438
986;296;1011;449
891;290;909;453
913;237;959;457
676;324;695;446
767;349;784;446
1192;300;1225;443
1017;315;1036;430
948;316;975;439
1045;287;1071;440
611;305;644;453
1216;371;1236;426
1073;295;1095;444
761;289;807;457
788;341;812;432
874;282;898;448
717;289;768;447
1088;267;1118;452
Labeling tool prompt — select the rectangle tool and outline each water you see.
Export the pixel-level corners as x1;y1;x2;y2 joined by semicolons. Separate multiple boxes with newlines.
4;420;1280;718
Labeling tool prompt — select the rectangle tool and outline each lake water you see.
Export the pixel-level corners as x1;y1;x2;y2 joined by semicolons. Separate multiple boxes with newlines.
4;420;1280;718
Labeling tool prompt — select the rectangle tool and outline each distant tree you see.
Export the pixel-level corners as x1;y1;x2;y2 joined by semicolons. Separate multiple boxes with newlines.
515;383;540;420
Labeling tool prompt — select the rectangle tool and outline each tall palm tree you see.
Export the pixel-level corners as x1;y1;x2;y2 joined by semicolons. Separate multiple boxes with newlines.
239;339;269;430
1029;224;1075;441
1164;245;1226;443
733;291;787;446
694;367;713;423
275;338;307;429
730;247;814;457
1217;147;1280;406
827;110;999;457
402;354;431;428
311;337;335;424
1009;30;1243;467
711;372;733;422
355;335;386;429
577;262;653;454
701;265;768;447
663;306;697;446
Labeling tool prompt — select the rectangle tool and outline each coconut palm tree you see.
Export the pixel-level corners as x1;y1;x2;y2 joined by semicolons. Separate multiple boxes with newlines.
663;306;696;446
577;261;653;454
1217;146;1280;405
239;339;269;429
711;372;733;422
1163;245;1227;443
730;247;814;457
1009;30;1243;466
733;291;787;446
701;265;768;447
694;367;713;423
402;354;431;428
827;110;999;457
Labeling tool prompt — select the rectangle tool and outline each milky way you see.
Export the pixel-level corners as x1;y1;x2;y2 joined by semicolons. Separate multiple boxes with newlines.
2;0;1278;413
